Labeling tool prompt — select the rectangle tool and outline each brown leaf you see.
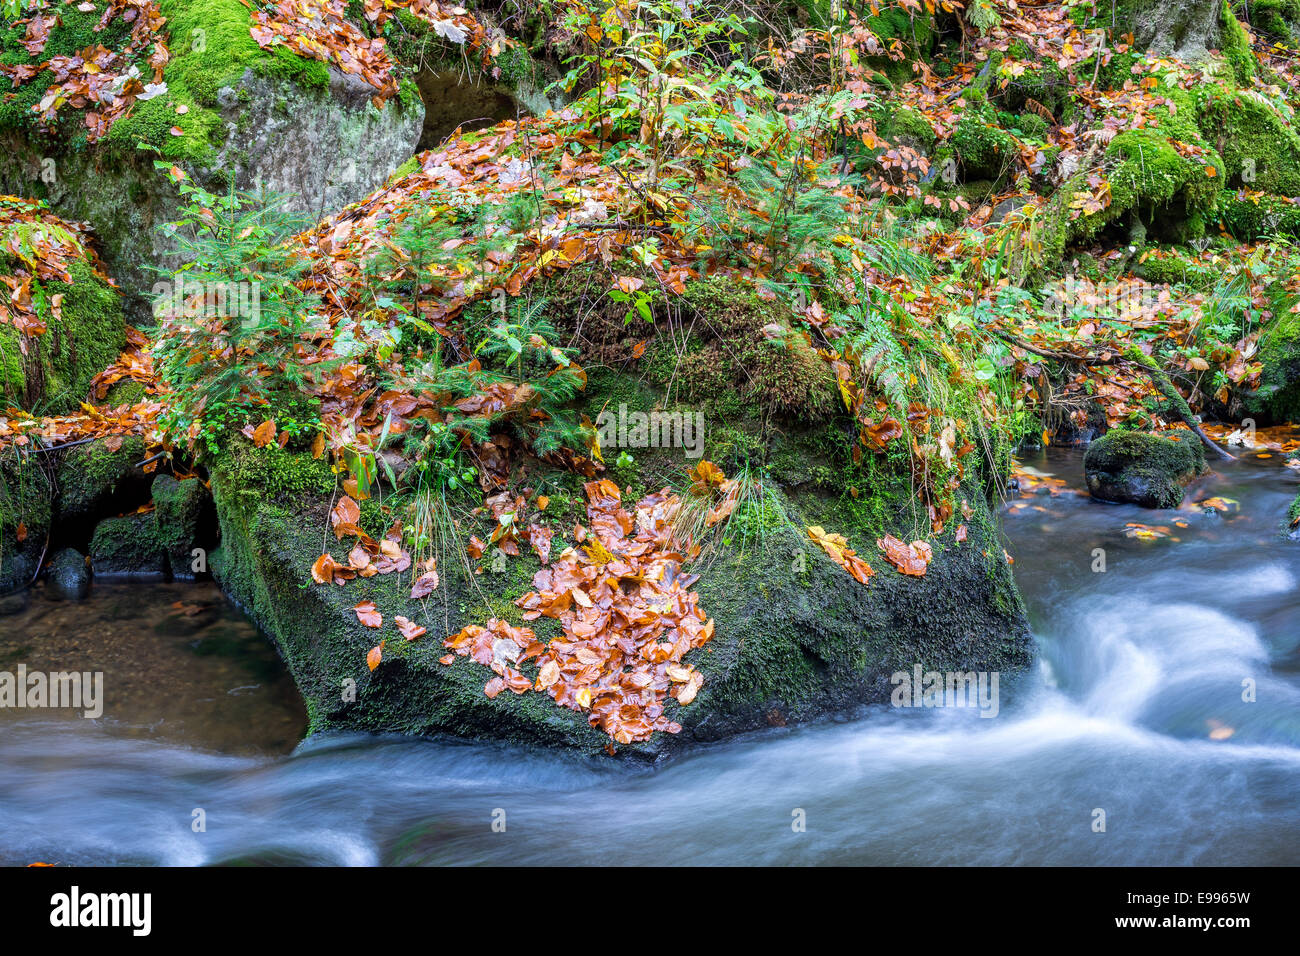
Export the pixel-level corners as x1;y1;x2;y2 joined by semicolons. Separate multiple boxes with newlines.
354;600;382;628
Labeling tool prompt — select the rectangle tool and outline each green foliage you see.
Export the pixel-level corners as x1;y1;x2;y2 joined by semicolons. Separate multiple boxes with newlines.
150;165;330;456
554;0;771;191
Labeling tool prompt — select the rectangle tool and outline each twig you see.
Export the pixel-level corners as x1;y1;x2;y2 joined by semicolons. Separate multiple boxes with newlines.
991;330;1237;460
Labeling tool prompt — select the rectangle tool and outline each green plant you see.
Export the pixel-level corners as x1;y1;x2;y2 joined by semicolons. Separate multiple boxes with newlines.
150;165;331;456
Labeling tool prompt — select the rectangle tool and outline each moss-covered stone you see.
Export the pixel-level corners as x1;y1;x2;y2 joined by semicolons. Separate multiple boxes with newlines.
206;277;1033;758
0;451;52;592
0;0;423;318
0;204;126;414
152;474;215;578
1251;309;1300;423
1217;192;1300;240
1198;88;1300;195
89;512;169;579
1083;430;1207;508
880;106;937;152
54;436;148;527
952;105;1020;182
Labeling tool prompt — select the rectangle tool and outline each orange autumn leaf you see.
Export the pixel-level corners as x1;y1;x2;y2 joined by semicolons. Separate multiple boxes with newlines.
877;534;929;577
354;600;382;628
410;568;440;598
251;419;277;447
395;615;427;641
367;640;384;671
806;526;873;584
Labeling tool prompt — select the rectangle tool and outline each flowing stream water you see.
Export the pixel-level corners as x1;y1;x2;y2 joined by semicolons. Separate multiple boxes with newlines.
1;447;1297;866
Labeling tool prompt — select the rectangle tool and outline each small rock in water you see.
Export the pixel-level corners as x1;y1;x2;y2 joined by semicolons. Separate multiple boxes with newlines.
48;548;90;601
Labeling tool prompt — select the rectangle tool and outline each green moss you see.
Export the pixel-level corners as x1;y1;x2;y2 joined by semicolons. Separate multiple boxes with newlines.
1242;0;1300;38
668;279;840;423
1043;117;1226;263
880;106;936;151
1198;88;1300;195
152;474;213;573
0;254;126;415
1083;430;1206;508
1;0;333;164
0;451;52;591
1252;309;1300;422
1013;112;1050;141
1219;0;1257;84
952;105;1019;181
388;155;422;183
214;441;338;503
1217;192;1300;239
89;511;169;577
55;436;147;524
1134;246;1221;290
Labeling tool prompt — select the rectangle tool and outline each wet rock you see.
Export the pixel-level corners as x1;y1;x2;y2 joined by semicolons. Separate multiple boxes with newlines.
48;548;90;601
0;458;51;594
1084;430;1207;509
89;513;169;580
0;588;28;615
152;475;215;579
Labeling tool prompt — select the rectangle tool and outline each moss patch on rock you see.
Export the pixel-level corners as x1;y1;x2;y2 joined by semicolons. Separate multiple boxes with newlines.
1251;309;1300;423
1083;430;1207;508
54;436;148;527
89;512;169;579
152;473;215;578
0;452;52;592
0;200;126;414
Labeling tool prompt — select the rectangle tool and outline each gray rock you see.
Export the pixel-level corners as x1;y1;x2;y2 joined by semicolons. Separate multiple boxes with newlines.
0;66;423;320
48;548;90;600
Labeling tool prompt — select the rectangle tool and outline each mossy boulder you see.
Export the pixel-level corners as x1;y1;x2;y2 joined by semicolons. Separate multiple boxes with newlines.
0;452;52;593
1041;124;1225;264
0;201;126;414
0;0;424;317
1083;430;1208;508
1218;192;1300;240
1198;88;1300;195
209;446;1031;758
89;512;169;579
1250;310;1300;423
152;474;216;578
952;106;1020;183
55;437;149;527
1288;491;1300;539
206;280;1033;758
